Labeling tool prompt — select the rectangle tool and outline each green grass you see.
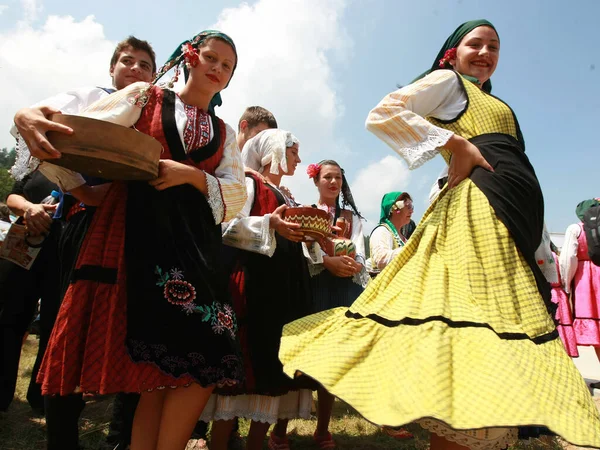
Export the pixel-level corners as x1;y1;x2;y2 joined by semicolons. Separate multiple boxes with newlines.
0;336;566;449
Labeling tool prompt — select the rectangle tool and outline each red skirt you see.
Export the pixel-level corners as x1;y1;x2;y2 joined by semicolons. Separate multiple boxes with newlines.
38;183;195;395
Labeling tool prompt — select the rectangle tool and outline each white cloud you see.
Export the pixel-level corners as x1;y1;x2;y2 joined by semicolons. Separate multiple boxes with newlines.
203;0;350;207
350;155;412;232
0;5;9;15
0;0;352;171
0;15;115;148
212;0;351;159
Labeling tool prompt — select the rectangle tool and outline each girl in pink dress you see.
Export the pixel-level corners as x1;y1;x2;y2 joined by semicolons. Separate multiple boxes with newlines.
560;199;600;371
550;252;578;357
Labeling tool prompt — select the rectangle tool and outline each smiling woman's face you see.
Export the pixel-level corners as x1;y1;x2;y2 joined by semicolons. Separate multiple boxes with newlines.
316;164;343;202
190;38;237;95
450;26;500;86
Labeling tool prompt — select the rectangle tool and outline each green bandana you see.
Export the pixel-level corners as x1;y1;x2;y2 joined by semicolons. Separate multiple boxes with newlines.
379;191;403;223
576;199;600;221
412;19;498;93
155;30;237;110
378;191;405;245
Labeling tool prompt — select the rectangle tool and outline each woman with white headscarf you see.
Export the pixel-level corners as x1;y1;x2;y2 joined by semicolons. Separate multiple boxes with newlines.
201;129;314;450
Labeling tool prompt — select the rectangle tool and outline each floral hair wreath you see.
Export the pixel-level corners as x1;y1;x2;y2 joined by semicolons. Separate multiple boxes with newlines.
438;47;457;68
391;199;413;213
306;163;322;179
169;43;200;87
182;43;200;68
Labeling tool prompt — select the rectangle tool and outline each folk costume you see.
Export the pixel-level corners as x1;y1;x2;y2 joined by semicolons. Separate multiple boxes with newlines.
550;253;579;357
304;163;368;312
200;130;313;424
366;192;409;275
560;200;600;348
38;31;246;396
279;20;600;448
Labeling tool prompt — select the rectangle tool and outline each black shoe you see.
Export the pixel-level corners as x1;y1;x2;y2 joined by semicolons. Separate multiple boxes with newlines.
227;431;245;450
29;314;41;336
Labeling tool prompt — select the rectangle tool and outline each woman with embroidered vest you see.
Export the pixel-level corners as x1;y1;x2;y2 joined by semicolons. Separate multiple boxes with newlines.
37;31;247;450
201;129;312;450
366;191;414;277
279;20;600;449
560;199;600;370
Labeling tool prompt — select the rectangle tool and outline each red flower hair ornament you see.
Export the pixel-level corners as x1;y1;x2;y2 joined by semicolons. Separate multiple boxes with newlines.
182;43;200;68
438;47;457;68
306;163;322;179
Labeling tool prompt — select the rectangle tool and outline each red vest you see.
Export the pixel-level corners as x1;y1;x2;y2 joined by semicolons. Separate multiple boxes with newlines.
135;86;226;174
247;172;282;216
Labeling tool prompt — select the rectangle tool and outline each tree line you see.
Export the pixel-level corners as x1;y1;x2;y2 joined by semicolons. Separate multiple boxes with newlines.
0;148;17;203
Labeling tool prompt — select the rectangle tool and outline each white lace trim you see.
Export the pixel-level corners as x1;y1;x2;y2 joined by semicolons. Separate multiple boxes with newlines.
352;268;370;288
308;262;326;278
205;173;225;224
401;127;454;170
199;390;313;424
261;216;277;257
10;133;40;181
419;419;518;450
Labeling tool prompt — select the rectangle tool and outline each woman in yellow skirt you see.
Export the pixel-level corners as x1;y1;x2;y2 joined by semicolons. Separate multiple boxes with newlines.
279;19;600;450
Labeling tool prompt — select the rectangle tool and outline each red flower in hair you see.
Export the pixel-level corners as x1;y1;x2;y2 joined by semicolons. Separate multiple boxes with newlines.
438;47;457;68
306;163;322;179
182;43;200;68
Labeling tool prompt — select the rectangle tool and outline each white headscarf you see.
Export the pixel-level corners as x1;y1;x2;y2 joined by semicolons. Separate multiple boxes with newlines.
241;129;299;175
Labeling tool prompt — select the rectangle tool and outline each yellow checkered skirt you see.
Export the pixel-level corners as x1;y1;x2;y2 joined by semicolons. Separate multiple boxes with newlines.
280;179;600;447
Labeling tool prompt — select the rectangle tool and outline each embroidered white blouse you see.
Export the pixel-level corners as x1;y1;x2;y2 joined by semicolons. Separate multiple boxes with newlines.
221;178;296;257
368;225;405;271
365;69;468;168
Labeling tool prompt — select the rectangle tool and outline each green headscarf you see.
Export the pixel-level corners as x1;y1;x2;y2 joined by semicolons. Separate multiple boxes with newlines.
379;191;403;223
576;199;600;221
378;191;405;246
412;19;498;93
155;30;238;110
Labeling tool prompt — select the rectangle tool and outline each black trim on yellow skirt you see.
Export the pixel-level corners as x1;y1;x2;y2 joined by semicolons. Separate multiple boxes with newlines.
344;310;559;344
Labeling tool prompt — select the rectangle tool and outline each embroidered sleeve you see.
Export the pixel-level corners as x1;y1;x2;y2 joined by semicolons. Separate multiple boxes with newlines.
10;133;39;181
365;70;466;169
209;124;247;223
559;224;581;293
350;214;370;288
370;226;402;270
221;178;276;256
205;173;225;225
302;241;326;277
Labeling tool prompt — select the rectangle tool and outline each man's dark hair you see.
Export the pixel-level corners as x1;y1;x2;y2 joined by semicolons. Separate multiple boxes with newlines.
110;36;157;73
238;106;278;131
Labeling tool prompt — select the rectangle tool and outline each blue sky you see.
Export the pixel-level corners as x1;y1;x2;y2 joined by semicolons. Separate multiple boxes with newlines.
1;0;598;234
